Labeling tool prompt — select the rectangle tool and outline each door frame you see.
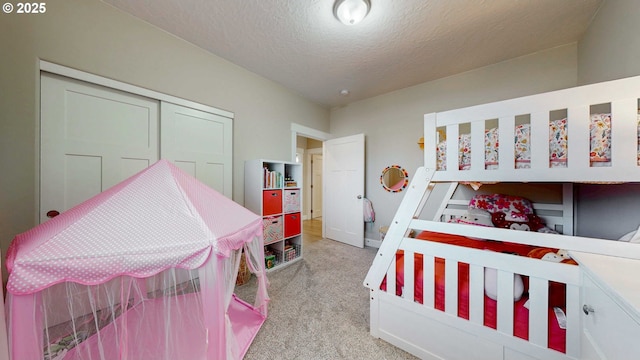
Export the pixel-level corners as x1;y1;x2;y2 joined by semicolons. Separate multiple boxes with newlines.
291;123;331;235
307;148;323;220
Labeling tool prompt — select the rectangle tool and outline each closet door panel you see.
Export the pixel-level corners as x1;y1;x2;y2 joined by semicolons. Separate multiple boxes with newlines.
40;73;159;223
161;102;232;198
63;155;102;212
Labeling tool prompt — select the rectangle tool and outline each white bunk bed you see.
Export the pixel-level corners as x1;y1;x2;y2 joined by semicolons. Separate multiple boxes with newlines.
364;75;640;360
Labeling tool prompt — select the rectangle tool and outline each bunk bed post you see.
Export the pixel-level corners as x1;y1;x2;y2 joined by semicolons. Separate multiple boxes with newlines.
363;167;435;289
563;183;574;236
424;113;437;169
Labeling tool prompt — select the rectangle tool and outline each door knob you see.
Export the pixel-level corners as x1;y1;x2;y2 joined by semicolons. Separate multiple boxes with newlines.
46;210;60;218
583;304;595;315
357;195;362;199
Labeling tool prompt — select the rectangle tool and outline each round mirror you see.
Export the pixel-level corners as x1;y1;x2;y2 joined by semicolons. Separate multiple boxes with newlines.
380;165;408;192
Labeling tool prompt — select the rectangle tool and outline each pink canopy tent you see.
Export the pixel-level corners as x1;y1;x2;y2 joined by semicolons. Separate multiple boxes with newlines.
5;160;269;360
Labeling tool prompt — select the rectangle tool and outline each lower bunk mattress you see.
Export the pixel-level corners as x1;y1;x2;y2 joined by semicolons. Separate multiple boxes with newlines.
380;231;570;353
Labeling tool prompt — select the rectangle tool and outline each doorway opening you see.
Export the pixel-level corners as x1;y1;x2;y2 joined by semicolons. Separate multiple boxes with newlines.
291;123;330;238
296;135;323;224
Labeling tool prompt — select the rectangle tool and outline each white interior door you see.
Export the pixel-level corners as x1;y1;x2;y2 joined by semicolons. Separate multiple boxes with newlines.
160;102;233;198
323;134;365;247
40;73;159;223
311;154;323;219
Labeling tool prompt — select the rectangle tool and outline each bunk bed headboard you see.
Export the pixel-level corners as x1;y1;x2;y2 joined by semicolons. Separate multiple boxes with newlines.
423;75;640;184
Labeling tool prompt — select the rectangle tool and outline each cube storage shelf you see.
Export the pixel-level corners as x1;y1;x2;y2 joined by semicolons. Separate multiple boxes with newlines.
245;159;303;271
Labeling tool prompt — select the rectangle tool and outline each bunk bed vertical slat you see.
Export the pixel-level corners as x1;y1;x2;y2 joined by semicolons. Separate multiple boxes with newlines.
528;277;550;347
496;270;515;335
567;105;590;170
565;284;581;358
468;264;485;325
444;259;458;316
403;249;415;302
387;256;397;296
498;116;516;171
471;120;485;170
530;111;548;171
422;255;435;308
446;124;459;172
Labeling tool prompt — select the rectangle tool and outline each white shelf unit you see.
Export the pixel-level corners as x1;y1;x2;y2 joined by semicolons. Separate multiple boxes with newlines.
245;159;303;271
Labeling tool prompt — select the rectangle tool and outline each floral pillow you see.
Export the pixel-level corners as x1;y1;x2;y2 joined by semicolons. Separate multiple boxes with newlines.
491;212;546;232
485;127;499;169
459;134;471;170
468;194;534;216
514;124;531;169
590;113;612;163
549;118;568;168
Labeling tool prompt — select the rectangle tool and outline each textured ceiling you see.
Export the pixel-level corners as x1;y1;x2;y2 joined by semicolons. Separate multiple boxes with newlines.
102;0;603;108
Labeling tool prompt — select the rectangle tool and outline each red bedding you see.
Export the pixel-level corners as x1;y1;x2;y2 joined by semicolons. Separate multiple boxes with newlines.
380;231;567;353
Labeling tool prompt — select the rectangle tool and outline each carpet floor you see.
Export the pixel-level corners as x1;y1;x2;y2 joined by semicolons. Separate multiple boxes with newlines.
235;222;417;360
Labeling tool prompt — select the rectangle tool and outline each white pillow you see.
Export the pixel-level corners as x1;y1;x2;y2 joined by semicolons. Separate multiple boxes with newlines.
619;223;640;243
619;230;635;242
484;268;524;301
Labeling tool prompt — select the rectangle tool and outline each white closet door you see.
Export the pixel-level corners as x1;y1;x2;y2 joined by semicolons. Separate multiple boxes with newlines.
160;102;233;198
40;73;159;223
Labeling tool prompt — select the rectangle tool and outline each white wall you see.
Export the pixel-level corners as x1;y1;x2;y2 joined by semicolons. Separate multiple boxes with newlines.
574;0;640;239
578;0;640;85
574;183;640;239
329;45;578;241
0;0;329;273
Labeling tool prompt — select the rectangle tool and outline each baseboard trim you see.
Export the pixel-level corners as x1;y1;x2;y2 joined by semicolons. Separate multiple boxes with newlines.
365;237;382;248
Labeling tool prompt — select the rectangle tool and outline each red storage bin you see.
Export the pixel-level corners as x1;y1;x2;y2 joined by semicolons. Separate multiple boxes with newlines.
284;212;301;238
262;190;282;216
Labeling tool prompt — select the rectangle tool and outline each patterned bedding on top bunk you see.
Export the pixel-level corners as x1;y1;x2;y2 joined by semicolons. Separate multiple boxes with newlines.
380;194;575;354
435;112;635;170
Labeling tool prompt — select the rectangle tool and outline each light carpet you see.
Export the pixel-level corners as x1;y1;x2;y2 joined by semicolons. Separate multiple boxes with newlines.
235;234;417;360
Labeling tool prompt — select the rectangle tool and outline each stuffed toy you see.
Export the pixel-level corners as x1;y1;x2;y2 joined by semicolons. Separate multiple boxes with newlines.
456;208;493;240
527;247;577;265
491;212;546;232
484;267;525;302
526;247;577;308
457;208;493;227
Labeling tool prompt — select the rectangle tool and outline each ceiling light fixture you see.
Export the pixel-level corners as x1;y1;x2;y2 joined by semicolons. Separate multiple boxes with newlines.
333;0;371;25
